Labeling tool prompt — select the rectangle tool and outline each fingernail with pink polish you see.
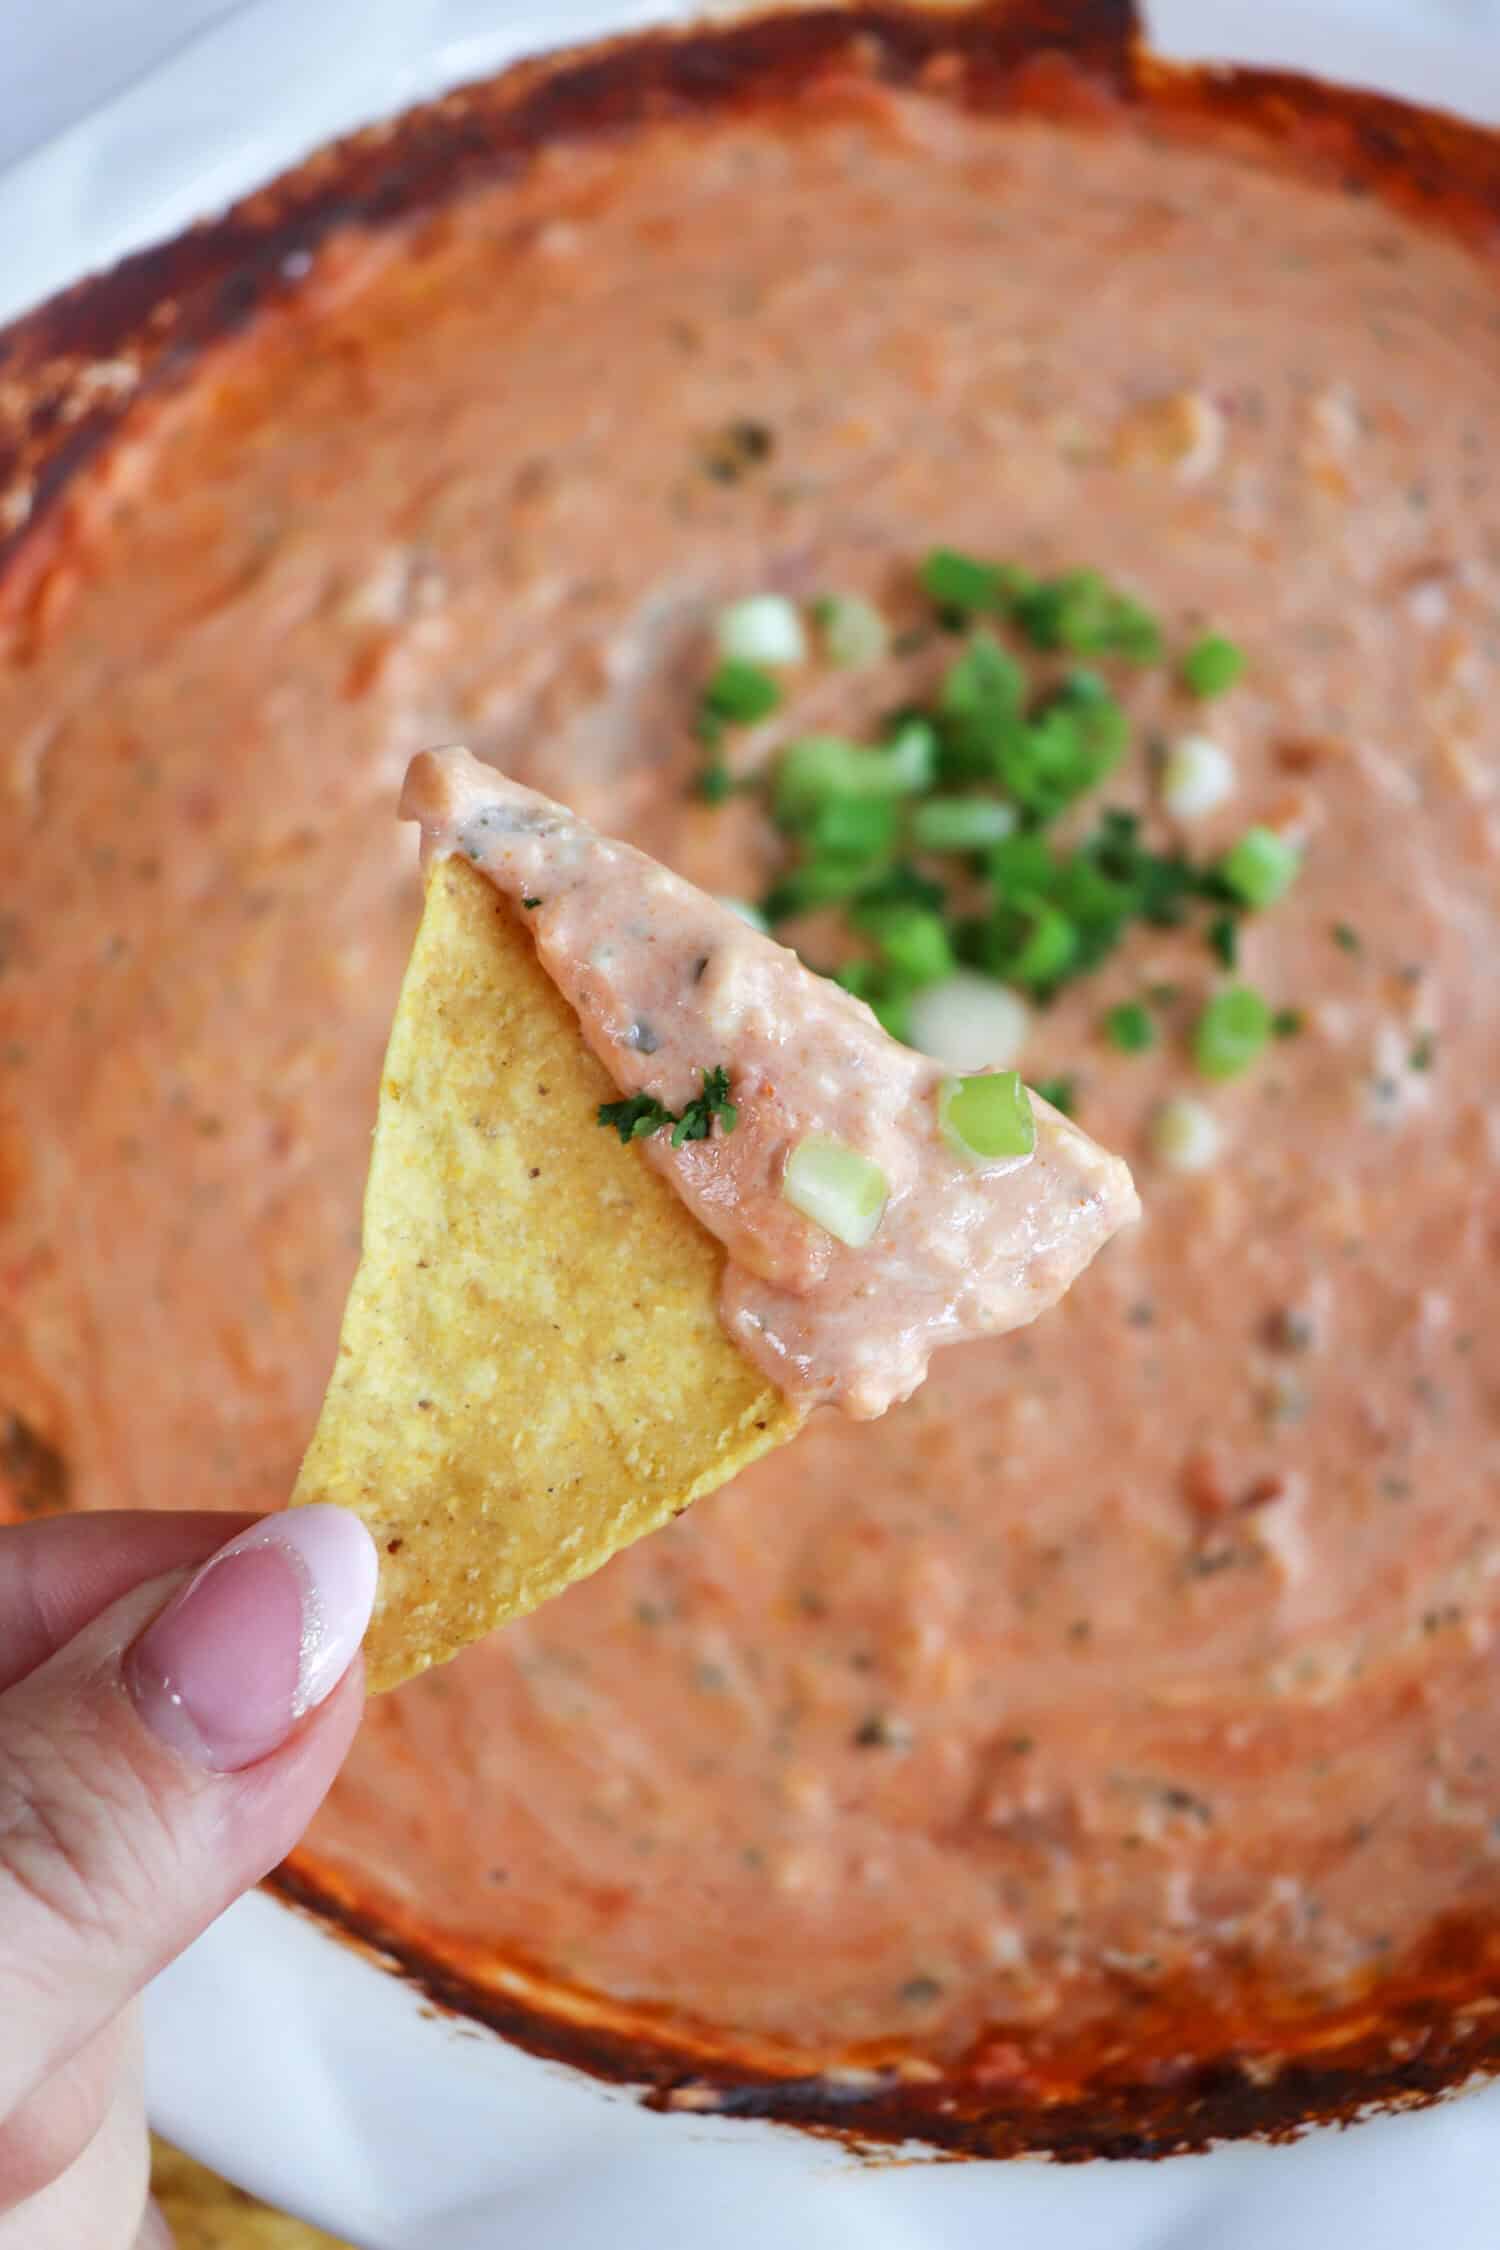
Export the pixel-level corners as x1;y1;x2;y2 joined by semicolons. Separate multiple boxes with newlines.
126;1508;378;1772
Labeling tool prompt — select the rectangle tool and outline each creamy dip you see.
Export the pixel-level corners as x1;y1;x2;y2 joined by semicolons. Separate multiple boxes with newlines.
2;82;1499;2069
404;747;1136;1417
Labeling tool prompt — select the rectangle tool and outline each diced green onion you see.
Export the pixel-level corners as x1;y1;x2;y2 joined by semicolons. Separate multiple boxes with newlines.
1218;825;1301;909
938;630;1025;728
806;794;900;861
783;1135;889;1247
716;593;806;668
938;1070;1036;1162
995;674;1127;823
987;833;1057;898
1160;732;1235;820
867;983;914;1042
816;591;889;668
760;857;878;919
1012;570;1162;662
1181;634;1245;698
906;973;1030;1071
921;547;1003;613
1193;985;1274;1079
772;732;932;829
1104;1000;1155;1054
852;902;955;985
1008;900;1078;990
1272;1007;1304;1039
704;658;780;724
1150;1095;1222;1172
882;718;939;794
1332;921;1362;953
910;795;1018;853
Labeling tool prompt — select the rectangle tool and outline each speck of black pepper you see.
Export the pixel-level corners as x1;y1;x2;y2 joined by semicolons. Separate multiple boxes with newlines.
529;1166;540;1179
1162;1786;1214;1825
1066;1618;1092;1645
854;1711;912;1751
1126;1301;1155;1329
702;418;774;482
1186;1545;1242;1578
900;1975;944;2006
690;955;711;985
627;1020;660;1054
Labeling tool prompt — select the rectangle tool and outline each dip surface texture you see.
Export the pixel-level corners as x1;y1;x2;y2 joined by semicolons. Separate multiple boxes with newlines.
2;88;1500;2070
403;748;1136;1418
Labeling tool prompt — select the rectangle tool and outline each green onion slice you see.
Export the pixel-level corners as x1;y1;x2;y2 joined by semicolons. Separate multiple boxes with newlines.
938;1071;1037;1163
1193;985;1274;1079
1218;825;1301;909
816;592;889;668
782;1135;889;1248
1181;634;1245;698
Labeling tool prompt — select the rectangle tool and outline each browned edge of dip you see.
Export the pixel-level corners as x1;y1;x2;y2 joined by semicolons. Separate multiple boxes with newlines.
4;0;1500;2162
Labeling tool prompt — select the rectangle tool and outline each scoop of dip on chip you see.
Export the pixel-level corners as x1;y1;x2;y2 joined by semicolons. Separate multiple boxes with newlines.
293;747;1136;1686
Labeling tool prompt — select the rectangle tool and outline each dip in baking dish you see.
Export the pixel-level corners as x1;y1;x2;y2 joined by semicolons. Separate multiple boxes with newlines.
1;7;1498;2123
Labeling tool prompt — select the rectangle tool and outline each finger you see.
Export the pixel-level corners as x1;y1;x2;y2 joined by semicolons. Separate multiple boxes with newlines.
0;1514;257;1694
0;2013;131;2211
0;2012;148;2250
0;1507;375;2116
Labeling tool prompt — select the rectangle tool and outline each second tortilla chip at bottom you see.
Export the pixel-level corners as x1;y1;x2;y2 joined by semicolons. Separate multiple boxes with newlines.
292;853;803;1692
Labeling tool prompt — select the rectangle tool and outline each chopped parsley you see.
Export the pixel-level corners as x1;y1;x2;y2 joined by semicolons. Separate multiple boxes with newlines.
671;1064;739;1145
522;896;542;910
599;1065;738;1148
598;1093;675;1144
1409;1031;1435;1071
1332;921;1363;953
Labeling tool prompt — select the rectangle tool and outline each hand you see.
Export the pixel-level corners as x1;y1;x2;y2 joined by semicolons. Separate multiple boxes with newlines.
0;1506;377;2249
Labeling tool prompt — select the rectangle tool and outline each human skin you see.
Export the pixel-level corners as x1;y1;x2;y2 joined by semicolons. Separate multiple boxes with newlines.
0;1506;376;2249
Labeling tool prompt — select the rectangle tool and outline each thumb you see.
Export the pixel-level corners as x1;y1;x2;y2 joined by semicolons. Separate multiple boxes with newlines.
0;1507;376;2118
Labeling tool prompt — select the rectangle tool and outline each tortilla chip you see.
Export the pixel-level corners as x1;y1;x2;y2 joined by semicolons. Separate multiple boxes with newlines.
292;854;802;1690
150;2138;351;2249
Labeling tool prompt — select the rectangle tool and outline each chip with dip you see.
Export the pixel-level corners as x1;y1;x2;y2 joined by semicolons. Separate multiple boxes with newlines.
293;750;1137;1688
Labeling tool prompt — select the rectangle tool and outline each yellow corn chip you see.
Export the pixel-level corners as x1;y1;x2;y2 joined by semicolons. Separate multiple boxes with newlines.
150;2137;351;2249
291;854;803;1690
